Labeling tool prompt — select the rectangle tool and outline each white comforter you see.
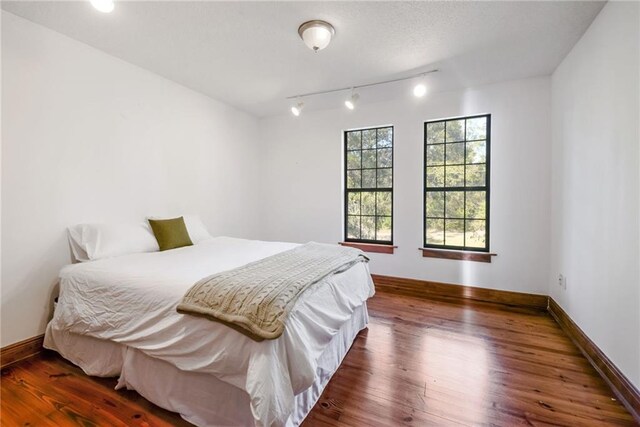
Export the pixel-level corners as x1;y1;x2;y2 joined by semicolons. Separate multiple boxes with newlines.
49;237;374;426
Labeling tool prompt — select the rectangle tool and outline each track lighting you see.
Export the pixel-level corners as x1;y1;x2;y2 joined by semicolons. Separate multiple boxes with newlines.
291;100;304;117
285;69;438;115
344;91;359;110
90;0;114;13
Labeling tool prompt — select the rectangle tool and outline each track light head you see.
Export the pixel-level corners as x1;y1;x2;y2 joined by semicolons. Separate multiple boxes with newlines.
413;83;427;97
344;92;359;110
291;101;304;117
90;0;114;13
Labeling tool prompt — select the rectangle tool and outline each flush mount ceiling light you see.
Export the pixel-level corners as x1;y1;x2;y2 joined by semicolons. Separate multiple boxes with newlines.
298;20;335;52
90;0;114;13
344;90;359;110
291;100;304;117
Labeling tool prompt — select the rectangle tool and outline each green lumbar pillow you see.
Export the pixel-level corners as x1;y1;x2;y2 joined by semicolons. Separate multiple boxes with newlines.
148;216;193;251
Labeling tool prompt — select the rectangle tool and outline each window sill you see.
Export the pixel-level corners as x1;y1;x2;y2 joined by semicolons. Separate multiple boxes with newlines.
340;242;396;254
419;247;497;263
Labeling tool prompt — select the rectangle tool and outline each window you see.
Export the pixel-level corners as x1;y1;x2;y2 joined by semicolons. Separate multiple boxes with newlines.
424;115;490;252
344;126;393;245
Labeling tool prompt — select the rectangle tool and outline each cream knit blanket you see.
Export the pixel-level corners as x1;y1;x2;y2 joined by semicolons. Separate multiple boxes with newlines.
177;242;368;340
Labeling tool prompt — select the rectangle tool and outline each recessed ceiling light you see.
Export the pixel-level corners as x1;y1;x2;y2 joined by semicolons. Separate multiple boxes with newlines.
298;20;335;52
90;0;114;13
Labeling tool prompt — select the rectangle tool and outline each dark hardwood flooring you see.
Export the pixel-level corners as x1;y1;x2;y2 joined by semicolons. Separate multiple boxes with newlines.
1;289;636;426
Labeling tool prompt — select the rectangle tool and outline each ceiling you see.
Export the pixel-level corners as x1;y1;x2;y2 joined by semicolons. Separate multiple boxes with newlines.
2;1;605;117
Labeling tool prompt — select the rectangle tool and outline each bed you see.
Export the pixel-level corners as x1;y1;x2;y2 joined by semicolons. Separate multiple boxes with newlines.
44;236;374;426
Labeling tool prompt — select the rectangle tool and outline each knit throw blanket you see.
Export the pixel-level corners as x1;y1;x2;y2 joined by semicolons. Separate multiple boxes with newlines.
177;243;369;340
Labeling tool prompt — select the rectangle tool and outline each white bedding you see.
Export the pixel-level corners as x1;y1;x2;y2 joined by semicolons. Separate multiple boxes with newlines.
48;237;374;427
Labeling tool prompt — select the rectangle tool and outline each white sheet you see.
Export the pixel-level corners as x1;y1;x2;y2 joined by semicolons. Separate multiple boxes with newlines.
48;237;374;427
45;304;368;426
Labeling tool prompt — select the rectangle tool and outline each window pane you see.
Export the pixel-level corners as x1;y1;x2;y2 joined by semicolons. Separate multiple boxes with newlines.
347;151;361;170
423;115;489;251
347;132;361;150
347;216;360;239
426;166;445;188
362;130;376;149
361;192;376;215
345;126;393;245
445;219;464;246
445;191;464;218
362;150;376;168
426;218;444;245
362;170;376;188
466;140;486;164
362;216;376;240
446;120;465;142
465;220;486;248
377;128;392;148
347;192;360;215
426;122;445;144
445;165;464;187
466;164;486;187
377;191;392;216
426;144;444;166
466;191;486;219
347;170;361;188
466;117;486;141
377;168;392;188
376;216;392;241
425;191;444;217
377;148;392;168
446;142;464;165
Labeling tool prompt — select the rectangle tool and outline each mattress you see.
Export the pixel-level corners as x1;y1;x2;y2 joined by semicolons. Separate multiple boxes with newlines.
45;236;374;426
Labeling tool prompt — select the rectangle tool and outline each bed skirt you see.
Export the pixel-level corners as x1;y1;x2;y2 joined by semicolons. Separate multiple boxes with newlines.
44;303;369;426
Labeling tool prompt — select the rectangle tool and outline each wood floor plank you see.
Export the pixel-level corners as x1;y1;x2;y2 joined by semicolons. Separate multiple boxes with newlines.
1;288;636;426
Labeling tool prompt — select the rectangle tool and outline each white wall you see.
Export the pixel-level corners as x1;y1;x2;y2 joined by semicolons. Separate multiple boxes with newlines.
257;77;551;295
0;10;3;337
1;12;260;347
550;1;640;389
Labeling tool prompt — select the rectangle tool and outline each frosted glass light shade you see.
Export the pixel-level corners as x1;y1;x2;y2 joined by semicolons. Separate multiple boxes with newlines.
298;21;335;52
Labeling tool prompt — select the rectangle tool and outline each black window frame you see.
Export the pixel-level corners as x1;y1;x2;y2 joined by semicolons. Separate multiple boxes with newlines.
343;125;394;245
423;114;491;252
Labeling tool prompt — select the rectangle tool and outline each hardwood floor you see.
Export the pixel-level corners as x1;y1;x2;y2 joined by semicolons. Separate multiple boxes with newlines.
1;289;636;426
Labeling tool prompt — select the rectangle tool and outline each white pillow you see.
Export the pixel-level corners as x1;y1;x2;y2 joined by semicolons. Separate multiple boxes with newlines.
182;214;213;244
68;222;159;262
68;230;90;262
146;214;212;244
